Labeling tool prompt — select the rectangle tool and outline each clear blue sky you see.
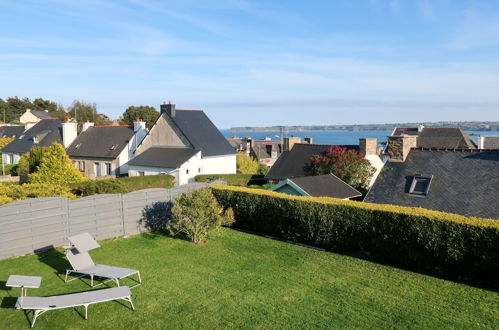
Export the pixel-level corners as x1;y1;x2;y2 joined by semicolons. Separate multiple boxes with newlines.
1;0;498;128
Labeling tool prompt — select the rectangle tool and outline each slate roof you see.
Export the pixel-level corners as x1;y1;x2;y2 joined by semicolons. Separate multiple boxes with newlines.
251;141;283;160
265;143;360;180
484;137;499;149
67;126;135;159
288;174;361;199
392;127;477;149
364;149;499;219
2;119;62;154
0;125;24;138
170;110;236;157
30;110;53;119
127;147;199;168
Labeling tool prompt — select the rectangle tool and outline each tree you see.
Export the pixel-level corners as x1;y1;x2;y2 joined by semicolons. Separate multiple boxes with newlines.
67;100;111;127
170;188;234;244
236;152;260;174
119;105;159;130
33;98;69;121
17;146;49;177
26;143;87;184
304;145;375;189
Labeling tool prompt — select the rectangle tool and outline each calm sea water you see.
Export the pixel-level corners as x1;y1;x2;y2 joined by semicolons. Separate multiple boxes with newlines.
220;130;499;145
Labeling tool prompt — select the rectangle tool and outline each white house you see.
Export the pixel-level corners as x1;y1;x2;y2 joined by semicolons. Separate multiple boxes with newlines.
66;121;148;178
19;109;53;124
128;102;236;185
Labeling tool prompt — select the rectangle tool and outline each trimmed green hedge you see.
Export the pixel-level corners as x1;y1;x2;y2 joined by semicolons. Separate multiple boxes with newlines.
195;174;267;186
72;175;175;196
211;185;499;280
0;183;76;205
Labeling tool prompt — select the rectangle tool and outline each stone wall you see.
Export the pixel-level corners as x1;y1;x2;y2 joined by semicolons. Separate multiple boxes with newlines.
386;135;417;162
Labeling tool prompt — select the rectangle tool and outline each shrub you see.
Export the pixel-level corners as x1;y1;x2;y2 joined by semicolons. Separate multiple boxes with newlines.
211;185;499;280
236;152;259;174
0;195;13;206
117;175;175;191
17;146;49;177
0;183;76;202
72;179;129;196
195;174;267;186
170;188;234;244
26;143;87;184
0;137;14;150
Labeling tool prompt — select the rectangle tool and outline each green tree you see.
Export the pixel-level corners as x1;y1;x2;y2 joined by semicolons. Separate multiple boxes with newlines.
119;105;159;130
68;100;111;127
17;146;49;177
171;188;234;244
33;98;69;121
236;152;260;174
304;145;375;189
27;143;87;184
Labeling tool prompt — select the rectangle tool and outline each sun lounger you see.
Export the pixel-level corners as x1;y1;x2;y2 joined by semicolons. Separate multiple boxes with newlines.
16;286;134;328
64;233;141;288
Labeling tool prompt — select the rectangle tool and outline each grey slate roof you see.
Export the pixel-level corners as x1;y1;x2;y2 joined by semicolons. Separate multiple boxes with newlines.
2;119;62;153
289;174;362;199
0;125;24;138
30;110;53;119
393;127;477;149
251;141;283;160
170;110;236;157
484;137;499;149
127;147;199;168
265;143;360;180
67;126;135;159
364;149;499;219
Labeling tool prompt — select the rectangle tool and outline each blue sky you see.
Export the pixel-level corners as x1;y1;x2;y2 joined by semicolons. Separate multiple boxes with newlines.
1;0;498;127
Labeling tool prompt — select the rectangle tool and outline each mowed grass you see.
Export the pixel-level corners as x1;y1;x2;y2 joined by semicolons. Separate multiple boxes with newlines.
0;229;497;329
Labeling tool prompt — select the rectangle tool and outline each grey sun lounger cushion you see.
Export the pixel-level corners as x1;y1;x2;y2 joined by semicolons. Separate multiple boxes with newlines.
68;233;101;252
16;286;134;328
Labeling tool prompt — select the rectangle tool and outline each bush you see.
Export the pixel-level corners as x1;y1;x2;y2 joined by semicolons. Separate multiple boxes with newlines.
195;174;267;186
0;183;76;202
0;195;13;206
170;188;234;244
211;185;499;280
72;179;129;196
118;175;175;191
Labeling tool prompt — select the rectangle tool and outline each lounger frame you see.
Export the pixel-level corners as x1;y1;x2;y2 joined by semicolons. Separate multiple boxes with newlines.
64;267;142;288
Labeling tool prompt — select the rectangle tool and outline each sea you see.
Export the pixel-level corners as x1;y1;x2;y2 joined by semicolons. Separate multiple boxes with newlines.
220;130;499;145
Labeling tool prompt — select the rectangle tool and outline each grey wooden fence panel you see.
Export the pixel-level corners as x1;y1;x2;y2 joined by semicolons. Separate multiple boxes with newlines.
0;181;225;260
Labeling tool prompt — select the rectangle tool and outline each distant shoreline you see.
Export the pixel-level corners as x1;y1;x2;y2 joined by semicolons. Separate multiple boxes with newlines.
228;121;499;132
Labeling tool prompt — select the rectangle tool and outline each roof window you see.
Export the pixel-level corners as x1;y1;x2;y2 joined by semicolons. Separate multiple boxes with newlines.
110;144;118;150
33;136;39;143
75;144;81;149
409;174;433;197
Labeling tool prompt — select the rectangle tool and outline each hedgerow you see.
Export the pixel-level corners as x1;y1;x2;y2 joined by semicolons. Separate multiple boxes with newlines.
0;183;76;203
211;185;499;280
195;174;267;186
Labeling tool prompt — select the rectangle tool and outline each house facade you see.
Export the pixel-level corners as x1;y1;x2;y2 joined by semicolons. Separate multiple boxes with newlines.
128;102;236;185
2;119;77;165
66;121;147;179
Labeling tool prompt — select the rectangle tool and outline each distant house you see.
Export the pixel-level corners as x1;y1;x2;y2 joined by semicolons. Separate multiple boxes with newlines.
66;121;147;178
19;109;53;124
270;174;361;199
477;135;499;149
390;125;477;149
128;102;236;185
364;144;499;219
0;125;25;138
2;119;77;165
265;138;385;187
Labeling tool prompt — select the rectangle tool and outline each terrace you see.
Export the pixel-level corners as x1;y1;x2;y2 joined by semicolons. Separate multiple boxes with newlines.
1;229;497;329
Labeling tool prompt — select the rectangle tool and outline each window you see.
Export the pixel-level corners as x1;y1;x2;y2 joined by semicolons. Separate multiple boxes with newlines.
105;163;112;176
75;144;81;149
409;174;433;197
8;154;14;164
198;168;201;173
80;161;86;172
138;171;145;176
94;162;101;177
186;169;189;175
33;136;39;143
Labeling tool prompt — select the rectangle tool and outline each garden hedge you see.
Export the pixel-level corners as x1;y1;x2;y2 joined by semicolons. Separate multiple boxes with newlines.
211;185;499;280
195;174;267;186
71;175;175;196
0;183;76;205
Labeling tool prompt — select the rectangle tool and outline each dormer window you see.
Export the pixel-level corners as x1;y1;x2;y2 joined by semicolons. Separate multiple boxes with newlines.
33;136;39;143
409;174;433;197
19;134;25;139
110;145;117;150
75;144;81;149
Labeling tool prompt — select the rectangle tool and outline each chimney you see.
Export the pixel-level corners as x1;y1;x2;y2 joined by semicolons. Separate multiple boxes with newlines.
418;124;425;132
386;135;417;162
304;136;313;144
477;135;485;149
283;137;301;151
82;121;94;132
134;119;146;132
62;122;78;148
245;137;253;155
359;138;377;156
160;100;176;118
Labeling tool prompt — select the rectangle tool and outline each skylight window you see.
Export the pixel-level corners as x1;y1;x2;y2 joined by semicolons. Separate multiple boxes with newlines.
75;144;81;149
33;136;39;143
110;144;117;150
409;174;433;197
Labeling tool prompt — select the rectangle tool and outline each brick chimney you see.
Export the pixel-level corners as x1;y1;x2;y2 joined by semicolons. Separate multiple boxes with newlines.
283;137;301;151
386;135;417;162
160;100;176;118
82;121;94;132
359;138;377;156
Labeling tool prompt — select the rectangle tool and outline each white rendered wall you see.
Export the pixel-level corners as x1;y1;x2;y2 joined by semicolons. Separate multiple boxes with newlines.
116;127;148;175
202;154;236;175
2;152;21;165
365;154;386;187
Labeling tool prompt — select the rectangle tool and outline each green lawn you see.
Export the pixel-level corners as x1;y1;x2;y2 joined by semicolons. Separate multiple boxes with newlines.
0;229;497;329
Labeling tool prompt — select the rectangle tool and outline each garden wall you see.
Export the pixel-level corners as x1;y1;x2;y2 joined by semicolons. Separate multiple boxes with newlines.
0;181;222;260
